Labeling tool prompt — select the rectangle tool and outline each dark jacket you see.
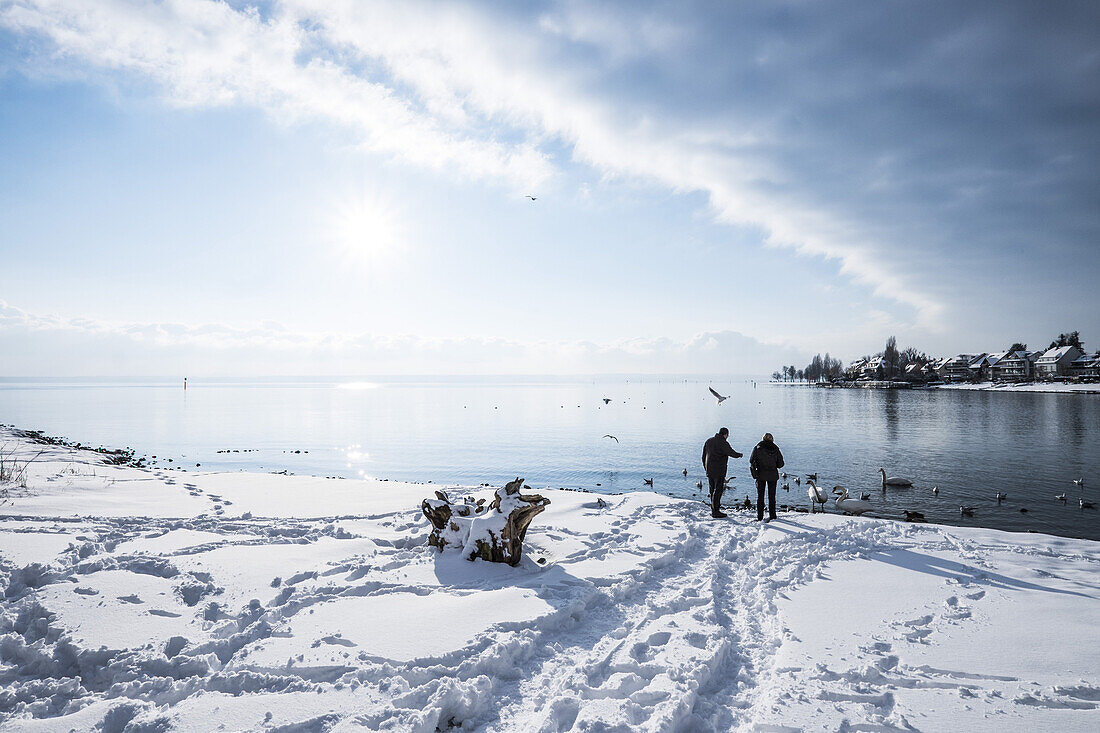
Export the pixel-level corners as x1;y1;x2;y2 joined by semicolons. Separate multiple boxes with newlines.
702;434;742;477
749;440;784;482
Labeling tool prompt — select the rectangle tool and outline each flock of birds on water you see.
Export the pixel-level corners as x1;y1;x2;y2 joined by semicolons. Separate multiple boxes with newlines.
594;385;1095;526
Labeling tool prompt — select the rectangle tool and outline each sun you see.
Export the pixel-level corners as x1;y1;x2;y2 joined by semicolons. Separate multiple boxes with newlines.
328;192;405;266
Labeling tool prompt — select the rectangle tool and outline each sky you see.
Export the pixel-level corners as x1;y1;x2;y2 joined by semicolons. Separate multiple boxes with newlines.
1;0;1097;376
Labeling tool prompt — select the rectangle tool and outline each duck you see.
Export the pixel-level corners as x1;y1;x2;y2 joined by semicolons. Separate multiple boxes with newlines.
782;482;790;492
904;510;926;522
860;492;872;501
1073;478;1085;487
831;485;872;515
960;506;976;517
806;479;830;514
683;468;688;476
932;485;939;495
879;468;913;488
1081;499;1096;509
806;473;818;481
696;481;703;490
1055;493;1067;502
794;477;801;486
995;492;1007;502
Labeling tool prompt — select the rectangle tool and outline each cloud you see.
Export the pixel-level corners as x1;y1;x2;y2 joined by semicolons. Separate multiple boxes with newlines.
3;0;1097;346
0;300;804;375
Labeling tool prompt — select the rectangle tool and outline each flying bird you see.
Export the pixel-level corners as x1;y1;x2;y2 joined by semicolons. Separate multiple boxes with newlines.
525;195;537;201
708;387;728;405
643;478;654;487
603;398;612;404
602;434;619;443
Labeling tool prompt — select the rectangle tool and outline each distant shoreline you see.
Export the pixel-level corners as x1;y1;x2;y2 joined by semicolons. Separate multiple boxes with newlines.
770;381;1100;394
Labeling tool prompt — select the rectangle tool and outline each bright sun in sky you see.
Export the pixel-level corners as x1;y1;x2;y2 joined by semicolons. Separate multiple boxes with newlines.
329;192;406;268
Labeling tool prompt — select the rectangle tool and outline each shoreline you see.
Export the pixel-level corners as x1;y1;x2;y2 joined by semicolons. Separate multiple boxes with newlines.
771;380;1100;394
0;426;1097;730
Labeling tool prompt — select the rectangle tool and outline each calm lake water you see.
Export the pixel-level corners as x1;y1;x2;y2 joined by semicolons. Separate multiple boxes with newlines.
1;377;1098;541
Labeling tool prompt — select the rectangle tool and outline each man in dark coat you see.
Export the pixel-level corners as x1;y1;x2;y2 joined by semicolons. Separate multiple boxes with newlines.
702;427;743;518
749;432;784;521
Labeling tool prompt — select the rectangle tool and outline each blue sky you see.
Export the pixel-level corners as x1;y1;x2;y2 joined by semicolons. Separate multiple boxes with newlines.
1;0;1097;375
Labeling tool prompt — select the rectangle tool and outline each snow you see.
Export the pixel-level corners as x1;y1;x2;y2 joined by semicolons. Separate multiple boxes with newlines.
933;382;1100;393
1;428;1098;731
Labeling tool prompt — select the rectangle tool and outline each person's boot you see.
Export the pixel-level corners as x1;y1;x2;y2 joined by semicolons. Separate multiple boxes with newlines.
712;510;728;518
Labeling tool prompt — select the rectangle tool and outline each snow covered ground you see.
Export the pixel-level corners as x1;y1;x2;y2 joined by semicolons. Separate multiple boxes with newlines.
931;382;1100;393
1;428;1097;732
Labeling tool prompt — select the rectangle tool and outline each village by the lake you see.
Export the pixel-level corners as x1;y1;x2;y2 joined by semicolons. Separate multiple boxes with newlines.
773;332;1099;391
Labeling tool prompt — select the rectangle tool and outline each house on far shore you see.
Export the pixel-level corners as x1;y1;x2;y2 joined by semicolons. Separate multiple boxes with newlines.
845;359;867;381
991;350;1037;382
969;351;1007;382
1035;345;1083;379
1068;351;1100;381
941;354;985;382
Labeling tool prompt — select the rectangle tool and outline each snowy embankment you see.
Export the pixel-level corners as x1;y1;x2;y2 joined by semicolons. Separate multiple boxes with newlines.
1;430;1098;732
931;382;1100;394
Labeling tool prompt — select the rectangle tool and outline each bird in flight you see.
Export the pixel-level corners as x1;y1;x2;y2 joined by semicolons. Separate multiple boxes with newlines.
643;478;654;486
602;434;619;443
602;398;612;404
708;387;728;405
525;195;537;201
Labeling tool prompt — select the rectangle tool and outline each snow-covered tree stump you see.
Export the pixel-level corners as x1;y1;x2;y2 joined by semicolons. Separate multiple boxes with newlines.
421;478;550;566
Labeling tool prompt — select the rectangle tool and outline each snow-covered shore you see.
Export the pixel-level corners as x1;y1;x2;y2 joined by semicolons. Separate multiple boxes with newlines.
1;428;1097;731
931;382;1100;394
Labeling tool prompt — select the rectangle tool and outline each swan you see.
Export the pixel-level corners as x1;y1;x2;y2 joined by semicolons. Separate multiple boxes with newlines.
879;468;913;488
806;479;829;514
829;484;872;515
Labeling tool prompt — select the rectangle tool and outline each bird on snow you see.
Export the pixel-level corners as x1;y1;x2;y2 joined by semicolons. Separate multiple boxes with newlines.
602;435;619;443
708;387;729;405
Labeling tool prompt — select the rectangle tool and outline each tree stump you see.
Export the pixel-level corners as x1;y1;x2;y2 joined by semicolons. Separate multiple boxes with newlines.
421;478;550;566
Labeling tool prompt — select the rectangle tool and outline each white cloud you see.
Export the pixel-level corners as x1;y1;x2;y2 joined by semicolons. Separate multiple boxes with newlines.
0;0;947;331
0;300;804;375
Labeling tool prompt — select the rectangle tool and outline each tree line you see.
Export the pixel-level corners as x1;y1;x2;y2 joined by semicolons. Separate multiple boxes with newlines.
772;331;1088;383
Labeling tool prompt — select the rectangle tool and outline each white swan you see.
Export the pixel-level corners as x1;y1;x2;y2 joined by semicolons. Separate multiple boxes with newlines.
806;479;829;514
827;483;873;515
879;468;913;488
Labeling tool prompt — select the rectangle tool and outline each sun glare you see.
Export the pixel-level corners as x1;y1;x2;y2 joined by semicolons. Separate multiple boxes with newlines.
329;192;405;266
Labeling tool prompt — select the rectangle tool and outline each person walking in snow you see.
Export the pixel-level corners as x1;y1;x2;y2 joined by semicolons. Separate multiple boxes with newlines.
749;432;784;522
702;427;743;519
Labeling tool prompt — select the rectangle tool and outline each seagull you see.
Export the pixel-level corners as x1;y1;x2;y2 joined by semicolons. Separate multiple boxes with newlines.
525;195;537;201
708;387;728;405
1081;498;1096;509
603;398;612;404
1055;493;1067;502
643;478;654;486
1073;478;1085;488
960;506;976;517
602;435;619;443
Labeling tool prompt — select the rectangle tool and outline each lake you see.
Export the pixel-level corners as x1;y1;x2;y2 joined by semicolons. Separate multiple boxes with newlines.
1;376;1097;541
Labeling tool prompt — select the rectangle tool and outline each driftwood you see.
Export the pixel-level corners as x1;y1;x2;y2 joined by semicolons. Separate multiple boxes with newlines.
421;478;550;566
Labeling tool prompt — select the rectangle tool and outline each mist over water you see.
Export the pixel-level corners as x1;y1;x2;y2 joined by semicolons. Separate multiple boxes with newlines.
1;377;1097;541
